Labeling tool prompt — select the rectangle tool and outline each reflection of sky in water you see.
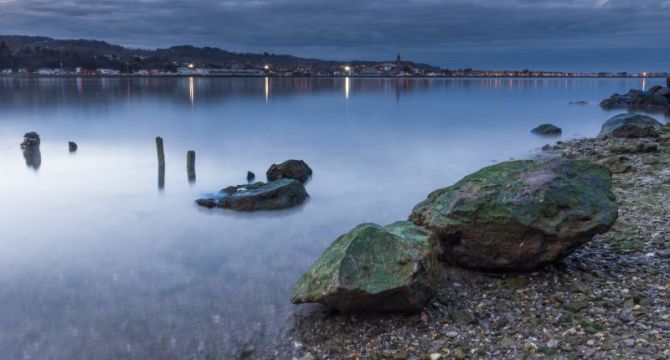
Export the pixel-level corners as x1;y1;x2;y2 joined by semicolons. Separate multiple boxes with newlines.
0;77;667;358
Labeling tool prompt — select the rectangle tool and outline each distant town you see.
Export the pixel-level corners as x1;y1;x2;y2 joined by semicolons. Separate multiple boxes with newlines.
2;58;667;79
0;36;667;79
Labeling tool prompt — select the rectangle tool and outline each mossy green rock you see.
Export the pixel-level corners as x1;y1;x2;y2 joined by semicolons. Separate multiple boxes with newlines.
598;113;663;138
291;221;438;312
410;159;618;270
531;124;562;135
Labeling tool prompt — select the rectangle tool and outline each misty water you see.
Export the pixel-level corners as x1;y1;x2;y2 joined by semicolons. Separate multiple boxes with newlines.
0;77;667;358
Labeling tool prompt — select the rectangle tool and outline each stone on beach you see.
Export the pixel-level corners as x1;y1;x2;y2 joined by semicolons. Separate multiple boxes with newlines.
196;178;308;211
291;222;437;312
267;159;313;183
409;158;618;270
531;123;562;135
598;113;663;139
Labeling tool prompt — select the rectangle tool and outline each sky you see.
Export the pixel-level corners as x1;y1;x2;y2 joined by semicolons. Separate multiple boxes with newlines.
0;0;669;71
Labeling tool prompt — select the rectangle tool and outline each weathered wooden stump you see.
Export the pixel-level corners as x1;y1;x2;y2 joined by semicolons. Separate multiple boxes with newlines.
187;150;196;183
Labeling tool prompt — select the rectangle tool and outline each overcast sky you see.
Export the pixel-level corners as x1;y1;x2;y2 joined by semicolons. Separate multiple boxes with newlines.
0;0;669;71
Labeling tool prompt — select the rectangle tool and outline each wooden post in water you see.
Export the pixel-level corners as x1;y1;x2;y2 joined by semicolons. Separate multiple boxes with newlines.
666;77;670;88
187;150;196;183
156;137;165;190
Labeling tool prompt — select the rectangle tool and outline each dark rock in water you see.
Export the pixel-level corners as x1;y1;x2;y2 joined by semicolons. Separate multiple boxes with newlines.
291;221;437;312
68;141;78;152
569;101;588;105
409;158;618;270
247;171;255;182
532;124;562;135
648;85;663;96
20;132;40;148
196;178;308;211
600;87;670;109
598;113;663;139
22;146;41;170
267;159;312;183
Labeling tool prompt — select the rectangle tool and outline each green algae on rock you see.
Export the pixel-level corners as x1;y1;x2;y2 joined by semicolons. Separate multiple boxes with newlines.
531;123;562;135
409;158;618;270
291;221;438;312
598;113;663;139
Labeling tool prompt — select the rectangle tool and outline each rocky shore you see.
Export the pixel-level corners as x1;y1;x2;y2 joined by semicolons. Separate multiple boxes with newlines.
277;117;670;359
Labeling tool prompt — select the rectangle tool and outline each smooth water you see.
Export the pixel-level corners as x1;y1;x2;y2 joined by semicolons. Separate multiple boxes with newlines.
0;77;667;358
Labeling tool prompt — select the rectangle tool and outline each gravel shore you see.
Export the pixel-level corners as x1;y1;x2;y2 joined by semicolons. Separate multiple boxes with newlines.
276;125;670;360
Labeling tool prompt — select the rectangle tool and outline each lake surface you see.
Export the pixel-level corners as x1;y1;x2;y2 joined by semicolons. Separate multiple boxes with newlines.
0;77;667;359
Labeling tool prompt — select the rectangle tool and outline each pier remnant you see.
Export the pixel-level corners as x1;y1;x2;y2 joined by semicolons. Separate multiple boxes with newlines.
156;137;165;190
187;150;196;183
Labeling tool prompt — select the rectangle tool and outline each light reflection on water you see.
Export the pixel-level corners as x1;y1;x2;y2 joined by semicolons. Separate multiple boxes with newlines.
0;77;667;358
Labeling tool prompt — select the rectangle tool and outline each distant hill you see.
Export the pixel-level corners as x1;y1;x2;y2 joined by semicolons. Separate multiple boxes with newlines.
0;35;439;73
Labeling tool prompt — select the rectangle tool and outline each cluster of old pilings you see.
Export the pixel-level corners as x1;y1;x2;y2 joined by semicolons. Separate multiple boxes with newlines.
155;136;198;190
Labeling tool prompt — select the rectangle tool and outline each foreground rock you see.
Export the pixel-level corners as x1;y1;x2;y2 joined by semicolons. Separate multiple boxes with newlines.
410;158;618;270
531;123;562;135
291;222;437;313
267;159;313;183
598;113;663;139
196;178;308;211
20;132;40;148
280;128;670;360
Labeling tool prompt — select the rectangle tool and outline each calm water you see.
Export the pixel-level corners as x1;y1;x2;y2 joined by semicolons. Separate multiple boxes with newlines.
0;77;667;359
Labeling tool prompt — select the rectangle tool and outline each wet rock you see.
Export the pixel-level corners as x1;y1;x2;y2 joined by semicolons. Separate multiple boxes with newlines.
20;132;40;148
531;124;562;135
267;159;312;183
196;178;308;211
598;113;663;139
290;222;437;312
598;155;632;174
601;88;670;110
410;158;618;270
68;141;78;152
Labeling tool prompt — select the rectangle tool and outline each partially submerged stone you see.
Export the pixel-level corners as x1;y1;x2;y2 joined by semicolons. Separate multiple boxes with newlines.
20;132;40;148
68;141;78;152
531;124;562;135
267;159;312;183
409;159;618;270
598;113;663;139
291;222;437;312
196;178;308;211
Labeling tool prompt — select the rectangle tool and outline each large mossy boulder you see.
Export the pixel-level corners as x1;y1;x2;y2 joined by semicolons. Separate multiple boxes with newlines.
196;178;308;211
598;113;663;139
409;159;618;270
291;222;438;312
267;159;313;183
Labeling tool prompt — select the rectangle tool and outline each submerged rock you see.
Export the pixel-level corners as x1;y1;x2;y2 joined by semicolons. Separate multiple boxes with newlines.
20;132;40;148
531;124;562;135
598;113;663;139
68;141;78;152
291;221;437;312
267;159;312;183
409;158;618;270
196;178;308;211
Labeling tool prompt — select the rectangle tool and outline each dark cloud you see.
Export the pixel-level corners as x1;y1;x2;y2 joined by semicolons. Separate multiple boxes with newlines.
0;0;668;70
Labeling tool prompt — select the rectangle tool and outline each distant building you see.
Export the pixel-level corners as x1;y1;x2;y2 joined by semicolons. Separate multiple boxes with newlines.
97;69;121;75
359;68;382;77
1;69;12;75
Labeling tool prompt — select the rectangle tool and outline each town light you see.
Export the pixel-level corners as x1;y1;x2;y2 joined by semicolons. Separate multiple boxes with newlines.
642;72;647;77
344;65;351;72
264;64;270;70
188;63;195;69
